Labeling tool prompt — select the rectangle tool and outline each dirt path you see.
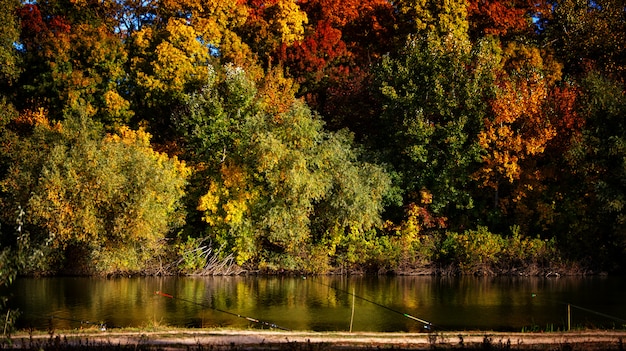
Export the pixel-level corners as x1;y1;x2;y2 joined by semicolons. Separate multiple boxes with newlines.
6;329;626;350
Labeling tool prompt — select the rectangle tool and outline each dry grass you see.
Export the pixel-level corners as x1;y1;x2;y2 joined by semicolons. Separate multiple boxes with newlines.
3;328;626;350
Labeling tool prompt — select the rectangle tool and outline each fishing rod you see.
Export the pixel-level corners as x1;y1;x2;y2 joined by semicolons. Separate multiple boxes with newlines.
307;277;436;330
155;291;290;331
531;293;626;325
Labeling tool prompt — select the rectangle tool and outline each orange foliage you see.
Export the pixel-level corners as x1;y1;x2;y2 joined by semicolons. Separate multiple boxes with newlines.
475;75;555;190
257;66;299;117
474;43;564;198
10;108;63;135
14;108;49;127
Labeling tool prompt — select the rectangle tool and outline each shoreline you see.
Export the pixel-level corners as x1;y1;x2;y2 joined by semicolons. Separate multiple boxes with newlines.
5;329;626;350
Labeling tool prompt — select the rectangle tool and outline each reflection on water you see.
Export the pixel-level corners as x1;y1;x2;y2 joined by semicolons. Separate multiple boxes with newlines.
6;275;626;332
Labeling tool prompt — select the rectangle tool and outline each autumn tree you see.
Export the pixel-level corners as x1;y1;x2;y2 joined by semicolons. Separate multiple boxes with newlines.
0;109;190;274
158;0;258;68
0;0;21;90
17;3;132;127
177;64;390;272
243;0;308;58
561;73;626;271
373;33;498;228
127;17;211;136
296;0;396;61
473;44;557;204
470;41;586;236
4;0;626;274
544;0;626;81
275;0;396;134
466;0;550;38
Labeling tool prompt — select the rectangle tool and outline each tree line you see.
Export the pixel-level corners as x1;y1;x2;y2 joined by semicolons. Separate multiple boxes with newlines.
1;0;626;276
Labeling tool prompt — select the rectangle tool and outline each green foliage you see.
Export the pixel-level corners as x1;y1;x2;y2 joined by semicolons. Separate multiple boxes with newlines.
440;227;505;272
373;34;496;218
439;226;558;274
0;110;190;275
254;100;389;270
175;236;208;273
0;206;52;338
181;64;390;272
500;226;557;269
561;72;626;270
0;0;21;87
175;63;256;164
334;227;387;271
3;0;626;275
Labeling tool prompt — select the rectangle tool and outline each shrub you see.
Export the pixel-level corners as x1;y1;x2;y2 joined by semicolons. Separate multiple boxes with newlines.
1;110;190;275
440;227;505;274
499;225;559;272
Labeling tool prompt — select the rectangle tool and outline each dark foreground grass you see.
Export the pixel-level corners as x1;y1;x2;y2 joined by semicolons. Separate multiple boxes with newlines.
2;329;625;351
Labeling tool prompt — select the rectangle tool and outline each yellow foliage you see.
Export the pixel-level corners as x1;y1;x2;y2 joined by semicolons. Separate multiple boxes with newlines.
105;126;191;179
257;66;299;116
132;18;211;97
503;42;563;86
198;162;258;228
133;27;153;50
192;0;249;48
233;236;253;265
396;0;469;40
103;90;132;120
198;182;221;226
419;189;433;205
269;0;308;45
106;125;151;146
160;0;202;13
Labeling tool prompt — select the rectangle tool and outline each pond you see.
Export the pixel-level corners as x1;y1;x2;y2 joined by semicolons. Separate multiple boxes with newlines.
5;275;626;332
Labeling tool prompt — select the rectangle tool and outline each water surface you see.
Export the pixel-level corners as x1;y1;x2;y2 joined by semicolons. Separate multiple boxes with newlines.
6;275;626;332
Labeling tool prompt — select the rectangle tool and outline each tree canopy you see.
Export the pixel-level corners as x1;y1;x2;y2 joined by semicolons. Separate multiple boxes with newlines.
1;0;626;275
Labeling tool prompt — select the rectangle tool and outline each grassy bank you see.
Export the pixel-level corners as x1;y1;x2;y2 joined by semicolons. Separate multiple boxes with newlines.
3;328;626;350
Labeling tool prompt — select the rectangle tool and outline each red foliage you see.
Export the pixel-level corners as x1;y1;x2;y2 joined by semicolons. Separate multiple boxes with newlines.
545;84;585;153
48;16;72;34
467;0;550;37
19;4;72;50
298;0;357;27
19;5;47;37
246;0;280;21
298;0;394;59
275;0;395;133
278;20;348;80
